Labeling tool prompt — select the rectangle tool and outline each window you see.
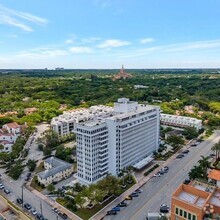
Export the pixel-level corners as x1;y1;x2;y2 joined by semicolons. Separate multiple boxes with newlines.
192;215;196;220
188;213;191;220
184;211;187;218
175;207;179;215
180;209;183;216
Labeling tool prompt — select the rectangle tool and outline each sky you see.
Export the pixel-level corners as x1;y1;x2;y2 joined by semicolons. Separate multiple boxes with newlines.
0;0;220;69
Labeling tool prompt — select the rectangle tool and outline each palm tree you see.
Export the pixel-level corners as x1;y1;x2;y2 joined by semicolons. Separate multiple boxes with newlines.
211;140;220;160
198;155;211;180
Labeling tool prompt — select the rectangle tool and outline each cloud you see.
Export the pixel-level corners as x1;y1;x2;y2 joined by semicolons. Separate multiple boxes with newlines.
97;39;130;49
69;46;92;53
0;4;47;32
81;37;101;44
65;39;74;44
16;47;68;58
140;38;155;44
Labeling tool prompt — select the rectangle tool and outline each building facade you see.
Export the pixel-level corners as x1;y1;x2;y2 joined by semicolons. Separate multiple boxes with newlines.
171;180;220;220
37;157;73;187
160;114;202;130
76;98;160;184
0;122;20;152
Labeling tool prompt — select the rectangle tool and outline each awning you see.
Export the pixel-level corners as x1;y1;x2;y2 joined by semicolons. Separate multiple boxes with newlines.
132;155;154;170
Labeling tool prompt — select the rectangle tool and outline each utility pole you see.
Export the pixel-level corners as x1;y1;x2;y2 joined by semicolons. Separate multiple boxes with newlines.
21;184;24;207
40;200;43;216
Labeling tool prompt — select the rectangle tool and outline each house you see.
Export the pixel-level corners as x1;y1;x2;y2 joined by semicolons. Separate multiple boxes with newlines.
208;169;220;187
165;129;183;139
37;157;73;187
2;122;20;135
0;122;21;152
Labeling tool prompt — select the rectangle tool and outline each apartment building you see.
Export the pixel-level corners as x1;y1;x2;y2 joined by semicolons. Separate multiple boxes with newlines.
160;114;202;130
76;98;160;185
51;106;114;136
171;180;220;220
37;157;73;187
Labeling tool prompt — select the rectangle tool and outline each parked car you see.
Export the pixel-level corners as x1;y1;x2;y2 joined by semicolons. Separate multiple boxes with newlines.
4;189;10;194
130;192;139;197
0;184;4;189
160;204;169;213
52;207;58;213
117;201;127;207
153;173;161;177
125;196;133;200
31;208;37;215
190;143;197;147
209;153;216;157
182;150;190;154
24;203;32;210
135;189;143;193
176;154;184;159
163;166;169;171
183;179;191;185
58;212;68;219
107;210;117;215
16;198;23;204
112;206;120;212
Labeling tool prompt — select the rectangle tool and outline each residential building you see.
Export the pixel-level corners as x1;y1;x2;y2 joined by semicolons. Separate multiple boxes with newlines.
171;180;220;220
37;157;73;187
0;122;21;152
160;114;202;130
208;169;220;187
76;98;160;185
51;106;114;136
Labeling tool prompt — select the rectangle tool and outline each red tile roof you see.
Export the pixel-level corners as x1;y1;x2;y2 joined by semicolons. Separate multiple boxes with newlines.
208;169;220;181
4;122;20;129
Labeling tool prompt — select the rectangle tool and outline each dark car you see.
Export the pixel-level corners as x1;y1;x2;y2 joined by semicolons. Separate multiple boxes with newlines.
160;206;169;213
209;153;216;157
182;150;190;154
27;172;31;177
163;166;169;171
135;189;143;193
117;202;127;207
16;198;23;204
107;210;117;215
112;206;120;212
24;203;32;210
183;179;191;185
176;154;184;159
130;192;139;197
58;212;68;219
4;189;10;194
190;143;197;147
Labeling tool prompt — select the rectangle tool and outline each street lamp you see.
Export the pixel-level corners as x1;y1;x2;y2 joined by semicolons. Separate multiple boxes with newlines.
40;200;43;216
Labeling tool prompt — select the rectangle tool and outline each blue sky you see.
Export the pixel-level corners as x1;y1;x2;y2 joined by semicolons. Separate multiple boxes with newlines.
0;0;220;69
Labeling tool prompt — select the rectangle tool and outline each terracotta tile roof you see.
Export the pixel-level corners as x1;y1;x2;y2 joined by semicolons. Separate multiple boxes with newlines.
0;140;13;145
4;122;20;129
208;169;220;181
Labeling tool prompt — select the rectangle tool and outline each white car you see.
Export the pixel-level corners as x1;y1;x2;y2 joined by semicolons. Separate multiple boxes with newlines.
153;173;161;177
31;209;37;215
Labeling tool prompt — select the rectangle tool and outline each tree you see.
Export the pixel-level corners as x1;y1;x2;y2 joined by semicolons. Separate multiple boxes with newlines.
0;144;4;151
198;156;211;180
9;162;23;180
43;147;52;156
75;192;86;208
211;140;220;160
27;159;37;172
38;144;44;151
47;183;55;193
183;127;199;139
188;165;204;180
166;135;184;150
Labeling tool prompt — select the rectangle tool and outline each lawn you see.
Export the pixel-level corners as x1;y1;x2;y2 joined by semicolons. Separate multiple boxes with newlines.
30;176;45;192
56;175;136;220
73;196;116;220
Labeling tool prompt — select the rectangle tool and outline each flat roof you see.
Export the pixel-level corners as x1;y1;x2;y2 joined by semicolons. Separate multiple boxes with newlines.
132;155;154;169
208;169;220;181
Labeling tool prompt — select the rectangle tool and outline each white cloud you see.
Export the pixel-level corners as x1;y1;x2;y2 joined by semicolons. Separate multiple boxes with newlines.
97;39;130;49
81;37;101;44
69;46;92;53
16;47;68;58
65;39;74;44
0;4;47;32
140;38;155;44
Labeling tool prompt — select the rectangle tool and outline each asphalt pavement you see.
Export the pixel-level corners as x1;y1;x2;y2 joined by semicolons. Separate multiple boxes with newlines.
104;130;220;220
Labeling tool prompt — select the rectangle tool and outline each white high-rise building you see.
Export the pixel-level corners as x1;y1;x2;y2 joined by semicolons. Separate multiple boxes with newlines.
76;98;160;185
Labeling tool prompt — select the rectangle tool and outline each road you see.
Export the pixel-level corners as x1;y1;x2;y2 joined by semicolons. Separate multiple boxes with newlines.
104;130;220;220
0;172;64;220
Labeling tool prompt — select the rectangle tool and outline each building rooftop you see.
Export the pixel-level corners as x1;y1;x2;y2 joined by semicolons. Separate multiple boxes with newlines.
208;169;220;181
4;122;20;129
38;157;72;180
